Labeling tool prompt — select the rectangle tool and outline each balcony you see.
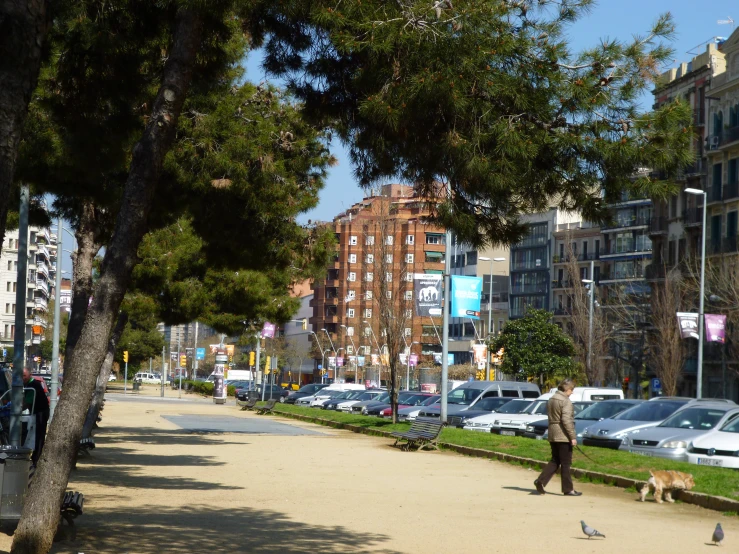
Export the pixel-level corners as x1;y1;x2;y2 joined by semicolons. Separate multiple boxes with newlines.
648;216;667;235
708;127;739;151
600;246;652;258
551;280;573;289
553;307;571;316
36;244;50;260
723;236;738;254
510;283;548;295
34;297;48;311
36;262;48;279
33;317;47;328
511;260;548;271
725;181;739;201
602;215;651;231
645;264;666;281
708;185;723;203
35;280;49;296
598;268;645;282
683;207;703;226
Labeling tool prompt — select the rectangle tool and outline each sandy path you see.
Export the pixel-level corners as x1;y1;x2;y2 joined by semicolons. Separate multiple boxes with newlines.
2;391;734;553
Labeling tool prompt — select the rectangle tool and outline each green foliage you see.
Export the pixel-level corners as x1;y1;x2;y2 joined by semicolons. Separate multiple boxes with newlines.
491;309;576;381
258;1;692;245
183;380;236;397
39;340;54;363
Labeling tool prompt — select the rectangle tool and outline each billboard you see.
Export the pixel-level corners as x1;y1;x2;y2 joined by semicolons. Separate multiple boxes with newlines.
450;275;483;319
414;274;442;316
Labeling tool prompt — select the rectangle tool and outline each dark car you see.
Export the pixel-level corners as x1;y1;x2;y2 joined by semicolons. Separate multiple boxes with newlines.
322;390;366;410
363;392;420;416
447;397;516;428
236;384;289;403
226;380;252;394
286;383;329;404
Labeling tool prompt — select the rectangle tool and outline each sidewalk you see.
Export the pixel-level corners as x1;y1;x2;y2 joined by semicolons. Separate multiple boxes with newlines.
6;397;734;553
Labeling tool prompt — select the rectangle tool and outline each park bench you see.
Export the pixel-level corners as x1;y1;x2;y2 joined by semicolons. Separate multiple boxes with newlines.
59;491;84;539
78;437;96;456
239;398;258;411
256;399;277;415
391;417;445;451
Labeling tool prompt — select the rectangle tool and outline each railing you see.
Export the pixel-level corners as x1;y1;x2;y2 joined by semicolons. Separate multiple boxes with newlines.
683;207;702;225
708;127;739;150
708;185;723;203
516;236;548;248
33;317;46;328
551;280;573;289
605;245;651;256
552;307;571;316
511;260;547;271
35;280;48;295
602;216;651;230
34;297;48;310
510;284;548;294
599;268;645;281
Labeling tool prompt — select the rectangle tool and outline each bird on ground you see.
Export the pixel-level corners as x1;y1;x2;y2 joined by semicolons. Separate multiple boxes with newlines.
581;520;606;539
712;523;724;546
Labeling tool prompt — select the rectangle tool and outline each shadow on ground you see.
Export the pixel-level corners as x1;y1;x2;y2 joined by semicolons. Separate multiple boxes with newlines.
51;505;400;554
95;426;245;447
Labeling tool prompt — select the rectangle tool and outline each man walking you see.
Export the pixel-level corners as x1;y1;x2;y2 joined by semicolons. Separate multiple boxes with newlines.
534;378;581;496
22;367;50;467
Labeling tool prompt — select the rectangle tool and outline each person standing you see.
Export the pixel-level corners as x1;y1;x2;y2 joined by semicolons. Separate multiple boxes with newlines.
534;378;581;496
22;367;50;467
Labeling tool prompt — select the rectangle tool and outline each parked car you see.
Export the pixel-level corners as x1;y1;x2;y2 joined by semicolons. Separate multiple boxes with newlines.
505;401;594;438
524;399;642;441
336;390;384;412
286;384;329;404
621;400;739;461
687;415;739;468
463;399;534;432
419;381;541;421
398;395;441;421
350;392;396;415
226;380;253;394
380;393;438;418
581;398;692;449
108;374;117;382
134;372;162;384
235;384;289;403
295;388;348;407
322;390;368;410
538;387;624;402
446;397;516;428
363;392;422;416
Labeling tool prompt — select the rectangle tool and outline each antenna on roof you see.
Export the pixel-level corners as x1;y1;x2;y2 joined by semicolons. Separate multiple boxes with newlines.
717;16;734;28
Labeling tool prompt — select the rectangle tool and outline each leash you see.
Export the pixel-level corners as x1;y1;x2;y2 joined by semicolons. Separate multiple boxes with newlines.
574;444;605;466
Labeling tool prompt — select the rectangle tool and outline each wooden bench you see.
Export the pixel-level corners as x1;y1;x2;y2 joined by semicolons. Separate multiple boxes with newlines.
239;398;258;411
256;399;277;415
391;417;445;451
59;491;84;539
78;437;96;456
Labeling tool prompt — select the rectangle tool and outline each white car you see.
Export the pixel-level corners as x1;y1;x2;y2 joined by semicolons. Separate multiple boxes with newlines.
463;399;534;433
686;416;739;468
134;372;161;385
108;374;117;382
490;399;550;435
336;390;383;412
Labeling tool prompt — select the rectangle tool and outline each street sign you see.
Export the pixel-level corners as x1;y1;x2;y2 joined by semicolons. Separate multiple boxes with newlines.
317;364;322;370
651;378;661;391
196;347;205;360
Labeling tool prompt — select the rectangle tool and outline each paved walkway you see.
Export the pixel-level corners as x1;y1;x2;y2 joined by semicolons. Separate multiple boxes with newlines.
6;393;736;553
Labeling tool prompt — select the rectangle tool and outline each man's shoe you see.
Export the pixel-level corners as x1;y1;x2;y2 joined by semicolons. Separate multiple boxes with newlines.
563;491;582;496
534;480;546;494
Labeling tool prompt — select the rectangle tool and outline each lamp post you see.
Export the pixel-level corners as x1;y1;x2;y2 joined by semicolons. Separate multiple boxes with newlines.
340;324;358;383
321;328;337;382
402;337;420;390
582;274;595;380
686;187;707;398
363;320;382;385
309;331;325;382
478;256;506;380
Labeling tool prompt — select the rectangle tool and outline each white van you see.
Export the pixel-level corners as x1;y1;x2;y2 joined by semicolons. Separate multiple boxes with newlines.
538;387;624;402
134;372;162;384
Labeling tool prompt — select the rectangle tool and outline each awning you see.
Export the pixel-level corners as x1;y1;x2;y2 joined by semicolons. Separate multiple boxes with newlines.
425;269;443;275
424;251;443;259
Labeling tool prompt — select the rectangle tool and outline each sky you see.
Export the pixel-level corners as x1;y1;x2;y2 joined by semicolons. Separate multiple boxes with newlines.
242;0;738;225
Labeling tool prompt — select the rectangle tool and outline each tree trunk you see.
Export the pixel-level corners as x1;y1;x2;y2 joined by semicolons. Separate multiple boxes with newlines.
81;312;127;440
11;10;203;554
64;201;103;363
0;0;50;247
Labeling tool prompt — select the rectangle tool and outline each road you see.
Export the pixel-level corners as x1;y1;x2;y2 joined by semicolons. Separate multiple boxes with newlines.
11;389;736;553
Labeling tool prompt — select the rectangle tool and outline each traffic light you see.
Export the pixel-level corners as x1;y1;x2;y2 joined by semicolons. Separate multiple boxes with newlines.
228;354;233;364
622;377;630;393
180;354;187;367
475;370;485;380
302;318;307;330
123;351;128;363
249;351;255;366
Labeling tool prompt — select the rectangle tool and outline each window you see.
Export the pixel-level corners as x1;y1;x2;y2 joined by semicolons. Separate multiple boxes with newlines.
365;291;373;300
425;233;444;245
386;290;392;299
405;290;413;300
406;235;415;245
385;235;394;245
385;254;393;264
349;235;358;245
466;251;477;266
365;272;374;282
404;328;412;337
348;254;357;264
6;261;10;271
366;236;375;246
347;308;355;318
405;309;412;318
5;282;9;292
385;272;393;282
365;308;372;318
348;272;356;282
4;304;8;314
364;327;372;337
346;326;354;336
12;283;15;292
11;304;15;314
405;253;414;263
3;325;7;338
366;254;374;264
405;272;414;281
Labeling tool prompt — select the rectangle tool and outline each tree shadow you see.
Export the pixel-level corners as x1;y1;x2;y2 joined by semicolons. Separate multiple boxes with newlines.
73;464;240;491
95;426;245;447
48;506;400;554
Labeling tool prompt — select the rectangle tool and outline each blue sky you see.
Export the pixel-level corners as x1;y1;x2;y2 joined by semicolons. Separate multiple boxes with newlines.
243;0;738;224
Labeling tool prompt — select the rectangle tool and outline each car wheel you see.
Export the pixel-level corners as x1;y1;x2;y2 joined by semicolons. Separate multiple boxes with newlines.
279;396;286;403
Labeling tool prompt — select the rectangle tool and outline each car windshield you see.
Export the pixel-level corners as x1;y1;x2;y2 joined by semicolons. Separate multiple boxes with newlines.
614;401;685;422
719;416;739;433
298;385;323;394
576;402;635;421
446;387;484;405
658;408;730;430
472;398;511;412
496;400;533;414
334;391;354;400
356;391;378;400
520;400;548;415
572;402;592;415
421;395;441;406
375;393;391;403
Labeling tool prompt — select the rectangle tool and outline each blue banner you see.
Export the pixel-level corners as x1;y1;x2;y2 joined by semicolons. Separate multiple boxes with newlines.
196;347;206;360
450;275;483;319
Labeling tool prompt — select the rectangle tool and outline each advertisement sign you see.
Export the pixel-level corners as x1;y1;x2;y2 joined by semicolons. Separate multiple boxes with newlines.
450;275;483;319
414;274;443;316
196;347;206;360
209;344;221;353
409;354;418;367
399;353;408;365
380;353;389;366
225;344;235;356
348;356;357;367
336;356;344;367
365;379;372;388
328;356;336;369
448;353;454;366
421;383;438;393
433;352;442;365
371;354;379;366
261;322;276;338
677;312;699;339
472;343;488;370
705;314;727;343
213;350;227;404
357;356;366;367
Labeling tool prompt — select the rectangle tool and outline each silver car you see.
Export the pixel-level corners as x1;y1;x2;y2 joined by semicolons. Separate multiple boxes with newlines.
620;400;739;461
581;399;691;449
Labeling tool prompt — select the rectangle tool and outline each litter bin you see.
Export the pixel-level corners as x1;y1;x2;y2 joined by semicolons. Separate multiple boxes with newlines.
0;446;32;522
133;380;141;391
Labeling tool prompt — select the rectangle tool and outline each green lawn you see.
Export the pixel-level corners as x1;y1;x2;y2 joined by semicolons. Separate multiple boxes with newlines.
271;403;739;500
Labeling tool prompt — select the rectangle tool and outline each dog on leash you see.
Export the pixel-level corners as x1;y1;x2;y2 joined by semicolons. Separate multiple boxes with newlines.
639;470;695;504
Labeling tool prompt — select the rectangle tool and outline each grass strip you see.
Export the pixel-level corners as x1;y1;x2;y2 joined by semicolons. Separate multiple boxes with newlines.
271;403;739;502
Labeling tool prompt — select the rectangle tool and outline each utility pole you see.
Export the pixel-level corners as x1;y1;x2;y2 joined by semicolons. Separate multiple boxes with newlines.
177;336;182;398
10;185;29;446
193;321;199;380
50;215;63;419
161;345;165;398
440;227;452;423
587;260;595;381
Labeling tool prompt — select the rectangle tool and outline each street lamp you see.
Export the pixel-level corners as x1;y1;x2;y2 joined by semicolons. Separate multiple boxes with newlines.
401;336;420;390
321;328;337;383
582;278;595;379
686;187;707;398
309;331;325;381
478;256;506;380
363;320;382;385
340;324;359;383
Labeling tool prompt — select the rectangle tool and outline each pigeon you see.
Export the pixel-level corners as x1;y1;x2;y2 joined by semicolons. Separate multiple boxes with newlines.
712;523;724;546
581;520;606;539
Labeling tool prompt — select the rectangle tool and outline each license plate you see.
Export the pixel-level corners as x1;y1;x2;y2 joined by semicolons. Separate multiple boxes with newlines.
535;435;544;440
633;451;653;457
500;430;515;436
697;457;723;466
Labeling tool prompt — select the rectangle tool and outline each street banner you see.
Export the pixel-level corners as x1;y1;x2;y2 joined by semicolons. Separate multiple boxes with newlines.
409;354;418;367
213;350;227;401
414;273;442;316
371;354;379;366
328;356;336;369
399;353;408;365
170;352;178;361
380;353;389;366
348;356;357;366
336;356;344;367
448;353;454;366
433;352;442;365
357;356;366;367
705;314;727;343
261;321;276;338
677;312;700;339
209;344;220;353
472;343;488;370
450;275;483;319
225;344;235;356
196;347;206;360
